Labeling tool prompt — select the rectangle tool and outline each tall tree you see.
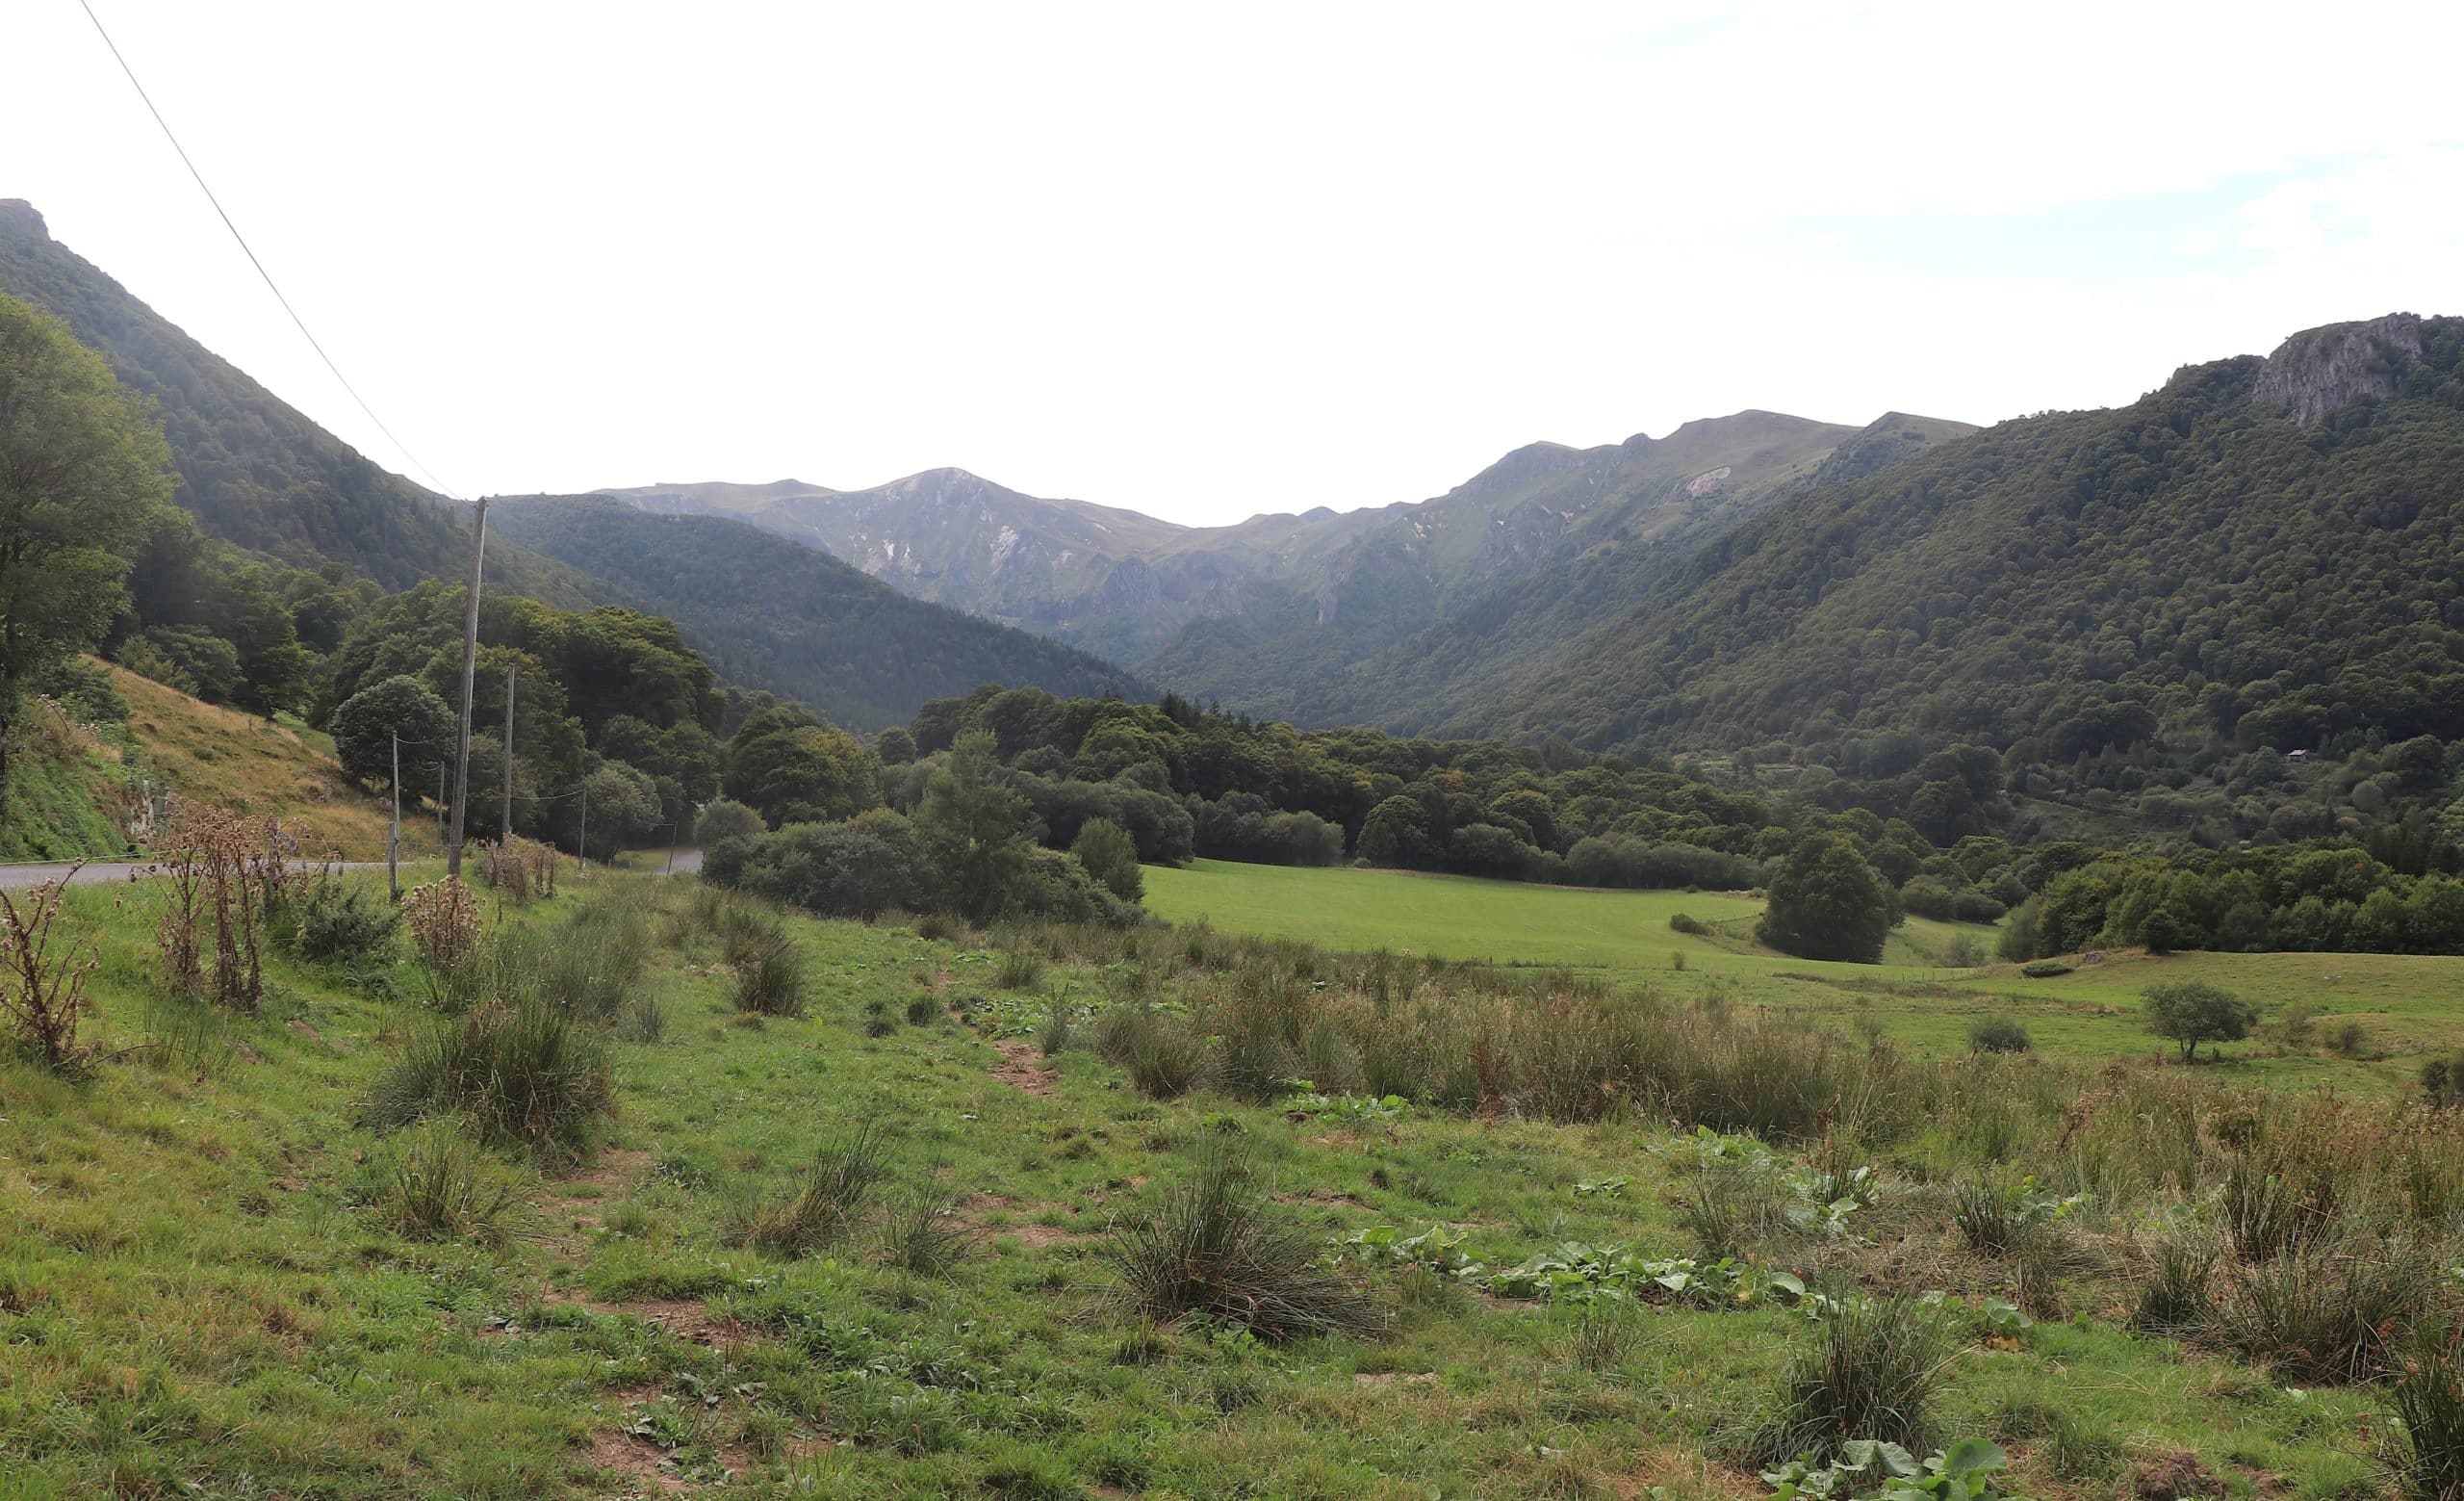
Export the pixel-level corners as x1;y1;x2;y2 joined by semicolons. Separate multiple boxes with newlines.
1758;831;1898;964
916;731;1037;920
0;297;168;792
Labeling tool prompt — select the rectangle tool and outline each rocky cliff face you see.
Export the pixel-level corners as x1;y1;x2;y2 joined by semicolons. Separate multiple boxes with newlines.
2251;313;2426;427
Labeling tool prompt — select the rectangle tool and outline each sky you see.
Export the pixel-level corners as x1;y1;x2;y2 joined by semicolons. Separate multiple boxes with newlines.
5;0;2462;527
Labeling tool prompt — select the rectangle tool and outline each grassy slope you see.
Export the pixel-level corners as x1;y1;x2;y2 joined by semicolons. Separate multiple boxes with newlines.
111;664;413;859
1144;860;2464;1094
0;872;2394;1498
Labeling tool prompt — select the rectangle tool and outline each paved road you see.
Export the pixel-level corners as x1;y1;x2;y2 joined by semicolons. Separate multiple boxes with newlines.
0;854;700;890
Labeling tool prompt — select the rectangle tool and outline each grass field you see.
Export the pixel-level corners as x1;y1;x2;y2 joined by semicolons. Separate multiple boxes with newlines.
1145;859;2464;1093
4;867;2442;1498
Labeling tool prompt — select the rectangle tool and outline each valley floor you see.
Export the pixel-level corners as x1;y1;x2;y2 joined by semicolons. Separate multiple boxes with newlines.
0;869;2437;1497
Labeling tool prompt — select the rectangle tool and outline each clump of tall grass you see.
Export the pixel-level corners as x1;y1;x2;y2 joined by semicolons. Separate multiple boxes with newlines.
1749;1297;1953;1465
2131;1229;2217;1333
733;1124;889;1256
2224;1240;2438;1384
996;945;1044;991
1099;1140;1385;1342
1676;1158;1789;1260
379;1122;524;1246
880;1187;976;1276
371;996;614;1160
732;935;808;1018
2393;1326;2464;1500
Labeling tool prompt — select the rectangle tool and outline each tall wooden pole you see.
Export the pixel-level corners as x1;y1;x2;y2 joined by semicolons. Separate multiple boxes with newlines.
500;660;518;843
577;779;589;874
388;732;401;900
445;496;488;877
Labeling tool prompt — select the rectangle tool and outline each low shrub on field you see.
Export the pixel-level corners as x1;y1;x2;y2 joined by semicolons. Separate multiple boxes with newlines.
1966;1015;2032;1054
275;875;400;963
2019;960;2072;978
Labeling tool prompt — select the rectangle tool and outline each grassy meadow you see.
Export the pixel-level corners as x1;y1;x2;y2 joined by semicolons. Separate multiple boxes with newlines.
6;863;2464;1495
1144;859;2464;1093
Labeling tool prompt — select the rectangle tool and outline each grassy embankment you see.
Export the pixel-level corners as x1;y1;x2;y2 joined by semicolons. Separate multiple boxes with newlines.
1145;858;2464;1092
3;865;2451;1497
1;662;407;862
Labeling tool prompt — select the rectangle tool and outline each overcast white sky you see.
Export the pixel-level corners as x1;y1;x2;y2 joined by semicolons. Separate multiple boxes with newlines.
6;1;2461;526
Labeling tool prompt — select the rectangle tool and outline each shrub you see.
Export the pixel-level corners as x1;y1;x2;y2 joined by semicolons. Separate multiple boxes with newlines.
693;796;765;846
2018;960;2072;978
1966;1016;2032;1054
732;935;807;1018
1752;1297;1951;1464
402;875;482;969
1070;818;1144;904
1669;912;1708;936
372;997;614;1160
279;875;400;963
0;872;98;1074
154;804;296;1011
379;1123;522;1246
2143;980;2258;1063
729;812;939;919
1099;1140;1385;1341
734;1124;889;1256
2425;1050;2464;1107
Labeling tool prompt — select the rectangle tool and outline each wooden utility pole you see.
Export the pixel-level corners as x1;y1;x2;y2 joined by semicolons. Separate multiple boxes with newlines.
576;777;589;875
500;660;518;843
388;732;401;900
445;496;489;877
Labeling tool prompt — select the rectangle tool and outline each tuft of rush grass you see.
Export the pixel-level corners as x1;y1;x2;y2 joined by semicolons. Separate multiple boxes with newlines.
880;1186;977;1276
370;994;614;1160
1748;1296;1953;1465
377;1121;525;1246
1098;1138;1386;1342
732;934;808;1018
732;1122;890;1256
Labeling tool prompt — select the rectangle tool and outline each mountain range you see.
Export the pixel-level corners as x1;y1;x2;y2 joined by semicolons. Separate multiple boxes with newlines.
593;407;1976;720
12;194;2458;779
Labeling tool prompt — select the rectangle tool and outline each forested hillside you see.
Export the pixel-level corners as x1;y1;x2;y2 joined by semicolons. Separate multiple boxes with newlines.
0;199;586;604
1454;315;2464;762
489;496;1148;728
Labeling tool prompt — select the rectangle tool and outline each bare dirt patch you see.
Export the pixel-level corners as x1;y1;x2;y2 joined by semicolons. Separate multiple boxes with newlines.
548;1289;752;1348
989;1040;1057;1095
585;1429;687;1496
538;1148;654;1232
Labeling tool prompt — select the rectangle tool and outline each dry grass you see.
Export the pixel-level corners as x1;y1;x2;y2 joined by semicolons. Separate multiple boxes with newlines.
110;664;405;859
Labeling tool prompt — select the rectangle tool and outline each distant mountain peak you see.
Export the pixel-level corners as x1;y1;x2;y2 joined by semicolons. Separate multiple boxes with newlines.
0;200;45;239
2252;312;2426;427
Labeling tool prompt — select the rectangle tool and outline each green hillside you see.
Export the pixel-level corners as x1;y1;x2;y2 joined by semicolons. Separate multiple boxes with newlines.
0;199;589;605
1442;315;2464;768
489;496;1149;729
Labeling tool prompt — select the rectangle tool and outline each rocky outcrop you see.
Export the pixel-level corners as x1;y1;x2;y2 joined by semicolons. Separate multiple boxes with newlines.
2251;313;2425;427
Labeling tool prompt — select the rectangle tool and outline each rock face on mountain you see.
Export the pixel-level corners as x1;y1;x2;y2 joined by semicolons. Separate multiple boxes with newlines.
2251;313;2426;427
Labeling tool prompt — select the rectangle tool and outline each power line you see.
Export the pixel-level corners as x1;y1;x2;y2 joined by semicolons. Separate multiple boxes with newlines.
75;0;464;501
